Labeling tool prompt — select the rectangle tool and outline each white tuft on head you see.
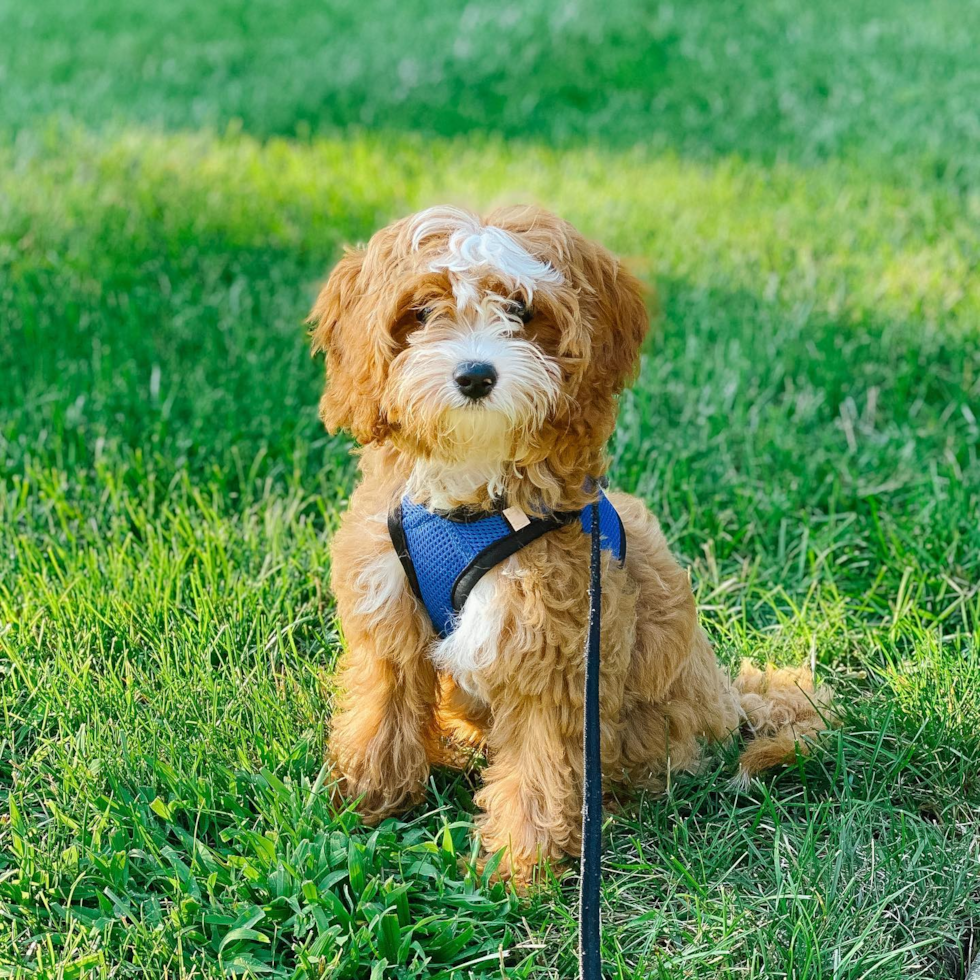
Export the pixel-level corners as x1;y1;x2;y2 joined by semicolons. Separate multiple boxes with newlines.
410;206;563;309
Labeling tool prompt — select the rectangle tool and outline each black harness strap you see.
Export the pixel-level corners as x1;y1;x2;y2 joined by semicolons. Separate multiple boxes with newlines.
580;499;603;980
388;502;580;616
388;499;423;603
450;513;573;613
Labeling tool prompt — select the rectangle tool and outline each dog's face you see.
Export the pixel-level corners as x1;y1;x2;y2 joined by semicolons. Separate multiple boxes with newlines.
310;206;649;506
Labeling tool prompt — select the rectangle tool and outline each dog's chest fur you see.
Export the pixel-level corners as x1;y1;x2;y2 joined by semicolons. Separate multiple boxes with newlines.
351;526;515;697
427;564;513;698
429;555;519;700
426;536;609;702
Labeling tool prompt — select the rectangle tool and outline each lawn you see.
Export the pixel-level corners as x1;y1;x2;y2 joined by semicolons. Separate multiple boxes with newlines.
1;1;979;977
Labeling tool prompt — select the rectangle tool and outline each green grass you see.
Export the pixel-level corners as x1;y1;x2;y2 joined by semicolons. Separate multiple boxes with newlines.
1;1;979;976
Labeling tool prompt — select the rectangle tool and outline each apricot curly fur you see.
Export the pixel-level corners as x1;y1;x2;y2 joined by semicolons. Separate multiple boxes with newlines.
311;205;834;885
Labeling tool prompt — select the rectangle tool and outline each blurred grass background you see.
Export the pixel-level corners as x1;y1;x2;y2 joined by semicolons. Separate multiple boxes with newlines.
1;1;979;977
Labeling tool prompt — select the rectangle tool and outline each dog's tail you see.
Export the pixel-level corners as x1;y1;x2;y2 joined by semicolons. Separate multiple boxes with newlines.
732;660;834;786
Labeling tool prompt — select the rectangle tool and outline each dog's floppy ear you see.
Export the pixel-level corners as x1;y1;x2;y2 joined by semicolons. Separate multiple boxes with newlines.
309;247;391;445
588;250;650;394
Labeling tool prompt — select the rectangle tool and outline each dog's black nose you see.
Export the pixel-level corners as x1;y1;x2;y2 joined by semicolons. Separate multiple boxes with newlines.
454;361;497;401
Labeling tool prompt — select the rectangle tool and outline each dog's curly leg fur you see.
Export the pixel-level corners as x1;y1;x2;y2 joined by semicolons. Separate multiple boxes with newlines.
328;644;437;823
466;547;635;886
474;698;584;885
431;675;490;769
328;481;440;824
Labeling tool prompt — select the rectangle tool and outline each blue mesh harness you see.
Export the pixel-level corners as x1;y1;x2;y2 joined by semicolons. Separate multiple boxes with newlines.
388;488;626;638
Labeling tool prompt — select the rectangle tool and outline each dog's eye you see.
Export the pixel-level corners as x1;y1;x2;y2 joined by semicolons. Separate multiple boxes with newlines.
416;306;434;324
508;301;533;324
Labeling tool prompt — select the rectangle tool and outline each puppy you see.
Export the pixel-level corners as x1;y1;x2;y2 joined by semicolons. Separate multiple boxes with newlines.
310;205;830;884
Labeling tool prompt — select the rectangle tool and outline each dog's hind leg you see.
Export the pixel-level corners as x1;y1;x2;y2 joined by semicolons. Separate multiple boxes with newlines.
621;626;742;786
431;674;489;769
614;494;743;783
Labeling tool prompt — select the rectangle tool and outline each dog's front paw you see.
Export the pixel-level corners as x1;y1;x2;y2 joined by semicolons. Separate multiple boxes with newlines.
329;757;427;825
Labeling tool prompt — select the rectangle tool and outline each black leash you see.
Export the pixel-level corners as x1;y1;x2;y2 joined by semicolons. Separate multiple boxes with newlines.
579;499;603;980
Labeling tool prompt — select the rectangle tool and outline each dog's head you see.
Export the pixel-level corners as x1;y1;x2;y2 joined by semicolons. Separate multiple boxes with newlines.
310;205;649;509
